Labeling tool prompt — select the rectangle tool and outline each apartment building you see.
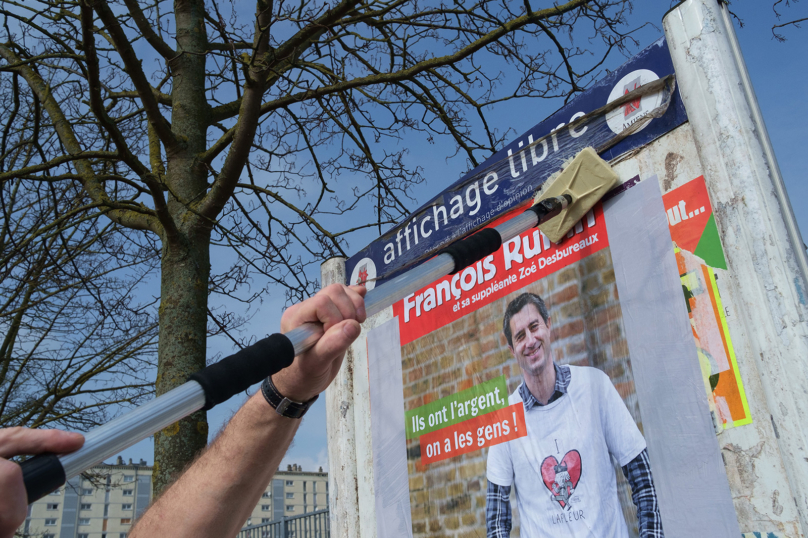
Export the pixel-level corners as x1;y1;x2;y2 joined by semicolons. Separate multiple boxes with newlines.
242;464;329;528
20;457;151;538
20;458;328;536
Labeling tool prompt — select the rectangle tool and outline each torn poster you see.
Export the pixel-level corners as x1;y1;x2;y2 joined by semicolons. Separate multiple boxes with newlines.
664;176;751;429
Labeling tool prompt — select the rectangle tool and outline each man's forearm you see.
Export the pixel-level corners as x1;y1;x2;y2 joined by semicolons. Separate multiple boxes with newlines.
485;481;512;538
622;449;664;538
130;283;365;537
131;392;301;538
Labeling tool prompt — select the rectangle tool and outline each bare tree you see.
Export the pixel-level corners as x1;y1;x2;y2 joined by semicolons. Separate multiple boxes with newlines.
0;0;641;492
0;73;159;432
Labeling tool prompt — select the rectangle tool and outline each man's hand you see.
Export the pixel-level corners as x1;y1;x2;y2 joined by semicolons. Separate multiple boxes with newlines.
0;427;84;538
273;284;367;402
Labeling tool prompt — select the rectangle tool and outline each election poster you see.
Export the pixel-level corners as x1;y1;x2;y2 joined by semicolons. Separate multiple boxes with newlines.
386;198;648;537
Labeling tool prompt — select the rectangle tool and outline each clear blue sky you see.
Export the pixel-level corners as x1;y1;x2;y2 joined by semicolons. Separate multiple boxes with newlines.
115;2;807;473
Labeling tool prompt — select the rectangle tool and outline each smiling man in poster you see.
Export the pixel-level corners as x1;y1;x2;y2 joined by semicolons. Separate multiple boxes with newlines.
486;292;664;538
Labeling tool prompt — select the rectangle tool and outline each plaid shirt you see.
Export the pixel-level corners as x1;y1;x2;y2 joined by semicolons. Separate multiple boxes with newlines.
486;364;664;537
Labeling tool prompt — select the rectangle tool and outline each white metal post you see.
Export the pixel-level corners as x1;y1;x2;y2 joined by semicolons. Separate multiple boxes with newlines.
665;1;808;534
321;257;361;538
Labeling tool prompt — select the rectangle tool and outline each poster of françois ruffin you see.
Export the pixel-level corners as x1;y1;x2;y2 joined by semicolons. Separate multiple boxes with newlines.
365;192;666;538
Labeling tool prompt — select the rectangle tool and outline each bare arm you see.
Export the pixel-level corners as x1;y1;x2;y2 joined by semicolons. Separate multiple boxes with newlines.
130;284;366;538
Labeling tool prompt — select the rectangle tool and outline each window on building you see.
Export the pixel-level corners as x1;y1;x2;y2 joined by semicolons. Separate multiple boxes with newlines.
285;492;294;499
123;475;134;482
46;503;58;510
44;534;56;538
120;518;131;525
286;505;294;512
79;518;91;525
303;481;306;491
122;504;132;510
80;503;91;510
261;505;270;511
78;534;89;538
261;491;270;498
49;489;61;495
120;534;128;538
82;488;93;495
45;519;57;526
285;480;293;486
122;489;133;496
261;518;270;523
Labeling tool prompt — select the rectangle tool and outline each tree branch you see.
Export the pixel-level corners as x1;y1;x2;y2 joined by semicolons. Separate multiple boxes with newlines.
202;0;590;160
0;44;162;234
772;16;808;41
197;0;360;220
0;152;118;182
81;2;179;242
121;0;177;59
207;0;361;125
91;0;178;151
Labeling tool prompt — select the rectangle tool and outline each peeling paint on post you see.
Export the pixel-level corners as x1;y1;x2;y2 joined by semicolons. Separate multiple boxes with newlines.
322;257;360;538
665;1;808;535
323;256;393;538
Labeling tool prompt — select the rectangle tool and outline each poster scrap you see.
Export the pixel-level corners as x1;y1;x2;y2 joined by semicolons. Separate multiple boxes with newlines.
663;176;751;429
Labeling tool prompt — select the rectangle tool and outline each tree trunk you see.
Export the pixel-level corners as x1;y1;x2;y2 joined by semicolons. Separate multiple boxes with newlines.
152;0;211;494
153;229;211;494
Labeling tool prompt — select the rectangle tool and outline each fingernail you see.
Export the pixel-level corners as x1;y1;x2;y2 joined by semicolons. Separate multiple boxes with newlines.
343;321;360;339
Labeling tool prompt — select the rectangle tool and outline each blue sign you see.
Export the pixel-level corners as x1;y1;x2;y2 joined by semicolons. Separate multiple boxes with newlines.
346;37;687;288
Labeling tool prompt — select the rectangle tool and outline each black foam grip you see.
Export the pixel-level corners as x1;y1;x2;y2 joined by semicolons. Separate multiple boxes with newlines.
439;228;502;274
22;453;66;504
189;333;296;410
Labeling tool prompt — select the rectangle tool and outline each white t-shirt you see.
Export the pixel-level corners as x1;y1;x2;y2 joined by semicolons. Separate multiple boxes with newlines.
486;365;646;538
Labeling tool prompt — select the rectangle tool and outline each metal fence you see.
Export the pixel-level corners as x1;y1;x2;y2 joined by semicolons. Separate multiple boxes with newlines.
239;509;330;538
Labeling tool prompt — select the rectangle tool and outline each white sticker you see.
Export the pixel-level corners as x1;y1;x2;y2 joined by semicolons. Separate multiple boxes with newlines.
350;257;377;291
605;69;662;135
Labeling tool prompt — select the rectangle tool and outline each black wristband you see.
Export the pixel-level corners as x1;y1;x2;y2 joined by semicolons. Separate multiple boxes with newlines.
261;376;319;419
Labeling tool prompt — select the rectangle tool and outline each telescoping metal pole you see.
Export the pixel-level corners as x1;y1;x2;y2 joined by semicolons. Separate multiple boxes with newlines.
20;195;569;503
20;75;675;502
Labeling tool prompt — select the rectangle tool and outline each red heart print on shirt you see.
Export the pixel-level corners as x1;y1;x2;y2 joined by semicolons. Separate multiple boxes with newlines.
540;449;582;510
